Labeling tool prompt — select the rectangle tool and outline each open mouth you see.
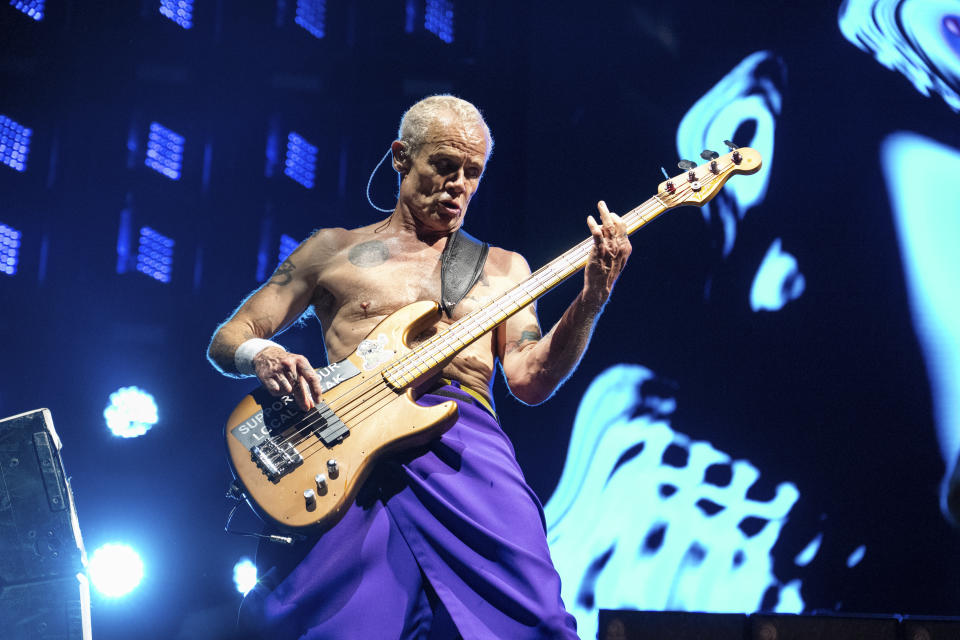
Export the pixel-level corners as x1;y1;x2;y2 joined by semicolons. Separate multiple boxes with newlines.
438;200;461;215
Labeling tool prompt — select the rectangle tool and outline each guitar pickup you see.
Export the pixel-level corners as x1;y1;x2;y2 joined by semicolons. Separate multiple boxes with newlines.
250;438;303;482
313;402;350;447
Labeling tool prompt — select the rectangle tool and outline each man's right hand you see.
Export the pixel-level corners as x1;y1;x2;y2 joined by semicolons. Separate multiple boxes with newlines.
253;347;324;411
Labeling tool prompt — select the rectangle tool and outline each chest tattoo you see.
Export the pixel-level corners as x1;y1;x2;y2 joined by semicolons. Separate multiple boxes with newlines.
348;240;390;268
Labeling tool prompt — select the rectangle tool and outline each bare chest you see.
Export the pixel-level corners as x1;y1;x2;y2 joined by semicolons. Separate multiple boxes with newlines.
314;238;502;326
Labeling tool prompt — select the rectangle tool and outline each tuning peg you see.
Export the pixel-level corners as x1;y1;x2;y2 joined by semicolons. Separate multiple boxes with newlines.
677;159;697;171
660;166;670;179
723;140;739;150
700;149;719;160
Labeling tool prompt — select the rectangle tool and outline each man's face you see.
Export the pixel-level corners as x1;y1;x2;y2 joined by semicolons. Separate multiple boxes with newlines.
398;117;488;236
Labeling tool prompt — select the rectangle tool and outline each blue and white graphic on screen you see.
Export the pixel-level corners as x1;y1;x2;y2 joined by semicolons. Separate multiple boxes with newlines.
295;0;326;39
544;365;804;640
840;0;960;112
882;132;960;518
233;558;258;595
104;386;159;438
278;233;299;265
285;132;318;189
676;52;783;258
10;0;43;20
136;227;175;283
0;223;21;276
0;115;32;173
159;0;193;30
88;543;144;598
425;0;454;44
145;122;184;180
750;238;806;312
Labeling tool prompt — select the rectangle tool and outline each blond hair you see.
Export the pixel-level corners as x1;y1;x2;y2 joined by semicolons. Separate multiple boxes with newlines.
397;95;494;161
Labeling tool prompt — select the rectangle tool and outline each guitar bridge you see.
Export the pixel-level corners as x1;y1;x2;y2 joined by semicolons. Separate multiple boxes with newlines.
250;438;303;482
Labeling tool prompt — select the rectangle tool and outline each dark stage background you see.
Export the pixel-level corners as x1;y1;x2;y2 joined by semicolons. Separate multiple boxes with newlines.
3;1;960;638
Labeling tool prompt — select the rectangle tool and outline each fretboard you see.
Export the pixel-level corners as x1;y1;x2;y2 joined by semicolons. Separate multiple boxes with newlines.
381;193;670;389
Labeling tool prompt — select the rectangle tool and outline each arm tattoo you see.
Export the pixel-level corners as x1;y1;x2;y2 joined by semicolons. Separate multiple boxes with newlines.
505;325;542;354
518;328;542;344
269;258;296;286
348;240;390;268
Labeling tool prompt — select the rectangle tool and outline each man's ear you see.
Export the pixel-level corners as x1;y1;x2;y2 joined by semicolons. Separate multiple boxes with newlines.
391;140;411;175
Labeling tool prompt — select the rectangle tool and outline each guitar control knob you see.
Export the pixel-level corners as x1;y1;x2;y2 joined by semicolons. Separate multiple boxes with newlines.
304;489;316;509
327;459;339;478
315;474;327;490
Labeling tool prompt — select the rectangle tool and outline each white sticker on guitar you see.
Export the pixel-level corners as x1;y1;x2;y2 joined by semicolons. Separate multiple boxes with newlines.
357;334;394;370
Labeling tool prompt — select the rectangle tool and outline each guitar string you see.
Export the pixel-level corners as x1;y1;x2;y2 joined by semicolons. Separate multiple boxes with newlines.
259;162;735;461
264;163;729;460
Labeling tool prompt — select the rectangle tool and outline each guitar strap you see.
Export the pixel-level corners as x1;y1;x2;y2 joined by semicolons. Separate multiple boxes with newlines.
439;228;489;318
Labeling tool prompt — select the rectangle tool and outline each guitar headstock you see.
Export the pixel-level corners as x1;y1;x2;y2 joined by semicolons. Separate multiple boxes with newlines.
657;147;762;208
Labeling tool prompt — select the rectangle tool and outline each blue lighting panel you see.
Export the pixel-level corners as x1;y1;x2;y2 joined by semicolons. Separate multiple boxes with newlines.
0;223;21;276
284;132;317;189
159;0;193;30
145;122;184;180
424;0;454;44
9;0;44;20
295;0;326;39
278;233;298;264
136;226;175;283
0;115;32;173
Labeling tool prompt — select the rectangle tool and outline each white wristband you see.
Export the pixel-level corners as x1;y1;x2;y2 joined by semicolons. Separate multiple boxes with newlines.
235;338;285;376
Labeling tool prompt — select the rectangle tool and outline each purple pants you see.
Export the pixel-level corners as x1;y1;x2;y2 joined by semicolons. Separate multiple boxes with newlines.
238;383;579;640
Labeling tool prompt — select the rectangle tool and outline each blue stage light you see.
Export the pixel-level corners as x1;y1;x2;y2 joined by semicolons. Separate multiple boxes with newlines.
278;234;298;265
89;543;144;598
145;122;184;180
0;115;32;173
9;0;44;20
284;132;318;189
159;0;193;30
104;386;159;438
0;223;21;276
295;0;326;39
424;0;454;44
233;558;258;595
136;226;175;283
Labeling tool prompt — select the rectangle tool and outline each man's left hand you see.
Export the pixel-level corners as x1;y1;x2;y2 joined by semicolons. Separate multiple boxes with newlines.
583;200;632;309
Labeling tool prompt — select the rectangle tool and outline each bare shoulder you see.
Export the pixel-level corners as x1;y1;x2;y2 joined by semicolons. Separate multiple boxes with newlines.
486;245;532;284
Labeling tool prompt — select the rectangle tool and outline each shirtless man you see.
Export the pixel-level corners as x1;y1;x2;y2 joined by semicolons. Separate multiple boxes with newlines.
209;96;631;639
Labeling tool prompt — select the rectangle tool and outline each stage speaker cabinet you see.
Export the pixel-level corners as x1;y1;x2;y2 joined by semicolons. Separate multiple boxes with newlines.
901;617;960;640
751;614;898;640
598;610;747;640
0;409;91;640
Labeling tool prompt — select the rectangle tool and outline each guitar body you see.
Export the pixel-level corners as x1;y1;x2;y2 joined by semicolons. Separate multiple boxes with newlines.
225;300;459;533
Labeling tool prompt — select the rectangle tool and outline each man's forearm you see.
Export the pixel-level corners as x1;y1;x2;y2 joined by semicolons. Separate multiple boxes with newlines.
207;322;257;377
508;291;606;405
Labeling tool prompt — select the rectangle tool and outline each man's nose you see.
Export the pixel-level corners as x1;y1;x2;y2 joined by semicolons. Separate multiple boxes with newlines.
447;169;466;193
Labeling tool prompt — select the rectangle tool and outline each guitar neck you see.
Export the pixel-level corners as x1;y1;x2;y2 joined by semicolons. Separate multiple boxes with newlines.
381;194;669;389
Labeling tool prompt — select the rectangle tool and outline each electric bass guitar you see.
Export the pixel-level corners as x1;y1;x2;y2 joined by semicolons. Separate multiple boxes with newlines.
225;147;762;533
